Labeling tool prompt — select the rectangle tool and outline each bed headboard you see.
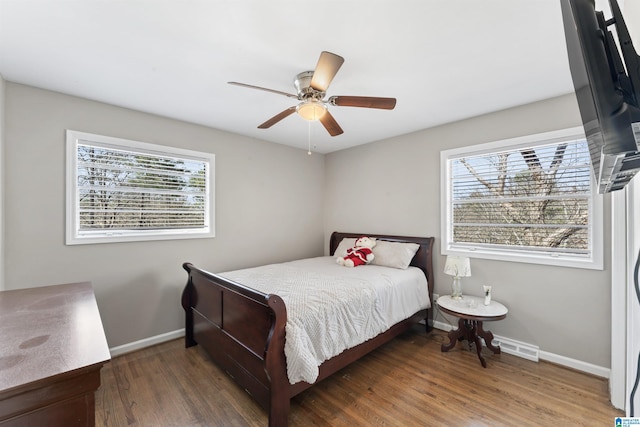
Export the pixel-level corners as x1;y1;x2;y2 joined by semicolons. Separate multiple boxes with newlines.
329;231;435;326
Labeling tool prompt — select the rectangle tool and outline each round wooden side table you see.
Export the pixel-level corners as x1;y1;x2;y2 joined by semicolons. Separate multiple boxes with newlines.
436;295;508;368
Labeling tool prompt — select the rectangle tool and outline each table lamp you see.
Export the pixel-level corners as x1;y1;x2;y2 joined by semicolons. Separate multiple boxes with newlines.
444;256;471;300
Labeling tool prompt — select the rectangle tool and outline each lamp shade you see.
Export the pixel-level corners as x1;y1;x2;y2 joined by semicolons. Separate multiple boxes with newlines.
296;100;327;121
443;256;471;277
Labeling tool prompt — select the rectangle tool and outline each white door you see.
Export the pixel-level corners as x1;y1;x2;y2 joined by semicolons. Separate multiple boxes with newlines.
628;180;640;416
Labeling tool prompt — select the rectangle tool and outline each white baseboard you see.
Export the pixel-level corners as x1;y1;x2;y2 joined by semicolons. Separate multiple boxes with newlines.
110;325;611;379
432;321;609;378
109;329;185;357
539;350;610;378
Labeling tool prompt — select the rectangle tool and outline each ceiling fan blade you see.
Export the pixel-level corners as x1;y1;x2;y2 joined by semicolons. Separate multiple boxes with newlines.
228;82;298;99
310;51;344;92
319;110;344;137
257;107;297;129
329;96;396;110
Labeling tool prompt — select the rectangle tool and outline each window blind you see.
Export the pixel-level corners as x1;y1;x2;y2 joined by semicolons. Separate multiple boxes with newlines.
76;143;208;231
449;138;593;255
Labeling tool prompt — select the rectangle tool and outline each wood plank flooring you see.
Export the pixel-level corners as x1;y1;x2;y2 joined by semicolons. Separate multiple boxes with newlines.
95;327;623;426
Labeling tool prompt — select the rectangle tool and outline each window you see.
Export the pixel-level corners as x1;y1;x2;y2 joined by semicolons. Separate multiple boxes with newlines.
66;130;214;245
440;127;602;269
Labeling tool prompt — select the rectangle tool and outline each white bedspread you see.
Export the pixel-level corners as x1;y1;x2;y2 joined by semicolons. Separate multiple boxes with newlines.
220;256;430;385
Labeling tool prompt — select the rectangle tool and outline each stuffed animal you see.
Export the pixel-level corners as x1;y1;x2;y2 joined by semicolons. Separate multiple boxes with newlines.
336;236;377;267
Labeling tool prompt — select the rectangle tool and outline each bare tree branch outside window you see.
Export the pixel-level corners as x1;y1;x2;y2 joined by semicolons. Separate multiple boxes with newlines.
450;140;591;254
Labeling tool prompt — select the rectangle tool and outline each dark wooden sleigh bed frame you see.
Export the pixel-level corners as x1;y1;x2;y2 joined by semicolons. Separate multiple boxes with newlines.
181;232;435;426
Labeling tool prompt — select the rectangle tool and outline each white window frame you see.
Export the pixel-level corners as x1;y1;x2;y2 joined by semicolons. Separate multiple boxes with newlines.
440;127;603;270
66;130;215;245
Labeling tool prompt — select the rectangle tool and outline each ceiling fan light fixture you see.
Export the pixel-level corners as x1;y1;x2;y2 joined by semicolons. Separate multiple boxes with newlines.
296;101;327;121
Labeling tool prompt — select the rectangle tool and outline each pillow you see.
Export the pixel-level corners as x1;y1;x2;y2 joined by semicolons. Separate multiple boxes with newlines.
371;240;420;269
334;238;356;257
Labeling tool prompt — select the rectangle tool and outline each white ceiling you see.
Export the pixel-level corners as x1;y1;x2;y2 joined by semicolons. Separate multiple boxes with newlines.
0;0;580;153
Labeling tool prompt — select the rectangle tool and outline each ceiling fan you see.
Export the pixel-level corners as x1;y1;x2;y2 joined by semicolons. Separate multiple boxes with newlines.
228;51;397;137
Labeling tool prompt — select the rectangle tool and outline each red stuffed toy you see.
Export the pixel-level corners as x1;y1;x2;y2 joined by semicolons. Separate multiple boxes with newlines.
336;236;377;267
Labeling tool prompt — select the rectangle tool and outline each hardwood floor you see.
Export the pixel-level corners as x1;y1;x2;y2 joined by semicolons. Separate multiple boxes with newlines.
95;327;623;426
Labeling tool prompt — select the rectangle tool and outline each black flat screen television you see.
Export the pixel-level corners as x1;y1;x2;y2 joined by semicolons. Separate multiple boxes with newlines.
560;0;640;193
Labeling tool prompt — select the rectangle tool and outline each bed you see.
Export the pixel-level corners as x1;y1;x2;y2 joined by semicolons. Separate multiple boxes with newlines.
181;231;435;426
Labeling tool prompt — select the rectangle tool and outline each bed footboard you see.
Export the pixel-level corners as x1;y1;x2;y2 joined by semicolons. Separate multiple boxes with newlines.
181;262;289;424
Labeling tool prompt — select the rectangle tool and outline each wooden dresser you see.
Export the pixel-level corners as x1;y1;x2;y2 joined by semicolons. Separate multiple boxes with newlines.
0;282;110;426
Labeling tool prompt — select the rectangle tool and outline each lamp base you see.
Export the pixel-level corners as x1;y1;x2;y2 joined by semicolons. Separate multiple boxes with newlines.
451;276;463;300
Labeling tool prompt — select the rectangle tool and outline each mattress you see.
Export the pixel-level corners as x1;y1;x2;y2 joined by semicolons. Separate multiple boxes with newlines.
220;256;430;384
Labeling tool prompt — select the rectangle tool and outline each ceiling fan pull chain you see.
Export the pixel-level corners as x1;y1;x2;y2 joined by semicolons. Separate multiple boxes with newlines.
308;121;312;156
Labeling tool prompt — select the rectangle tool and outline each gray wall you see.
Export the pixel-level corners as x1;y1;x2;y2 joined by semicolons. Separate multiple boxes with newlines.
1;82;614;367
324;93;612;368
4;83;326;348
